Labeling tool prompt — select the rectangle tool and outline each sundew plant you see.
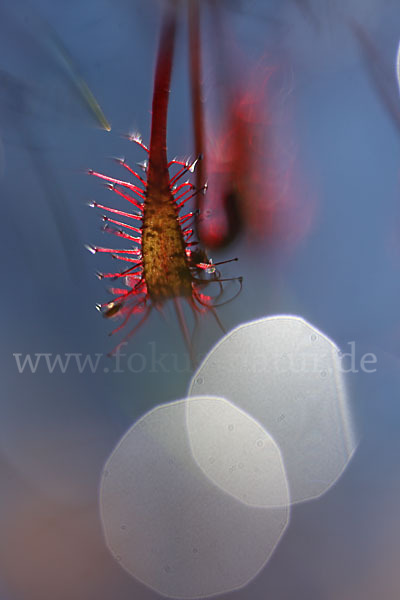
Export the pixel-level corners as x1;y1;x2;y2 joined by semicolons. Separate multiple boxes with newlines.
87;2;241;364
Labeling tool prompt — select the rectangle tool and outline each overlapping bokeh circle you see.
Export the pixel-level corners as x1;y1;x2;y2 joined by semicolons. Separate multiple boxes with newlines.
100;316;357;598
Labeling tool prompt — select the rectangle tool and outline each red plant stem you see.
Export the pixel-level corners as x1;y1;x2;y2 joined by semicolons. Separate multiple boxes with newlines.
147;6;177;193
188;0;206;207
141;3;193;304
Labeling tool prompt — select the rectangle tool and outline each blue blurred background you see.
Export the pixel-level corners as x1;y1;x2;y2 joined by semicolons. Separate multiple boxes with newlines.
1;0;400;598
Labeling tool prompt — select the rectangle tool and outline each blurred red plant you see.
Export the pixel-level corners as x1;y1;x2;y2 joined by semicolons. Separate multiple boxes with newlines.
188;0;316;252
198;62;278;249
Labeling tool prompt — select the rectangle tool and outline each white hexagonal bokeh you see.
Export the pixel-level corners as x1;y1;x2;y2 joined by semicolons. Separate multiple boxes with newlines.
185;396;289;507
100;397;290;598
189;316;357;504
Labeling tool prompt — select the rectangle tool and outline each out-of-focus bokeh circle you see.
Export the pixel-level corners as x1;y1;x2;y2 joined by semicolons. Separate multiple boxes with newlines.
185;395;290;507
99;397;289;598
189;316;357;504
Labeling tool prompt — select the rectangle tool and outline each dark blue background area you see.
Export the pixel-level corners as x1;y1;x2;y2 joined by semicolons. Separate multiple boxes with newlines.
1;1;400;599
